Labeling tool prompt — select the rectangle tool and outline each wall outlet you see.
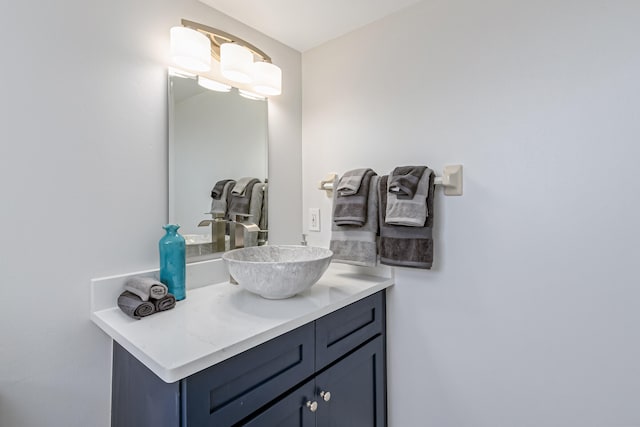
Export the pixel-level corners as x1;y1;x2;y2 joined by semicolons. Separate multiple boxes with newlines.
309;208;320;232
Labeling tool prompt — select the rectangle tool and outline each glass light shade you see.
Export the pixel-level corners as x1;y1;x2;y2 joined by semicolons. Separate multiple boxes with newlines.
239;89;266;101
197;76;232;92
170;27;211;72
251;62;282;96
220;43;253;83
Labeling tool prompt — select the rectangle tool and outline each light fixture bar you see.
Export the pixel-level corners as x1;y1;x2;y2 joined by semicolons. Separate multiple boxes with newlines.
181;19;272;63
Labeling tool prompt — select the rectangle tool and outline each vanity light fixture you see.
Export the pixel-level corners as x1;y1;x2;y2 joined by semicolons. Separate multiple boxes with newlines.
170;27;211;72
169;19;282;97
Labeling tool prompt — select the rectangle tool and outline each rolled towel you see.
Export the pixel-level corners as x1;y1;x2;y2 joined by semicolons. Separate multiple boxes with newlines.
336;168;372;196
117;291;155;320
388;166;427;199
330;174;379;267
124;276;168;301
153;293;177;312
229;178;260;216
378;174;436;269
231;177;256;196
333;169;376;226
211;179;235;200
385;168;433;227
211;180;236;216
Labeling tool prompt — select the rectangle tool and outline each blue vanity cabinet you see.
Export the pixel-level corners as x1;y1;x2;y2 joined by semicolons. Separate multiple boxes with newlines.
111;290;386;427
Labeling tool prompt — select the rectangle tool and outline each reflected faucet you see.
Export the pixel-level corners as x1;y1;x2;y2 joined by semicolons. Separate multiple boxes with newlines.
229;214;261;250
198;213;226;252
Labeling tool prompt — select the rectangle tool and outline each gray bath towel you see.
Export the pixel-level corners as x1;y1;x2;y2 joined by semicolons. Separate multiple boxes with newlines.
386;168;433;227
336;168;372;196
153;293;176;312
123;276;167;301
117;291;155;320
211;179;235;200
231;177;256;196
330;174;379;267
333;169;376;226
378;174;435;269
229;178;260;217
388;166;427;199
211;180;235;216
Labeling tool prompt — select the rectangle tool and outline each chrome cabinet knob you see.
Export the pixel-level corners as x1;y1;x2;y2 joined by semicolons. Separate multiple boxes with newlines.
320;390;331;402
306;401;318;412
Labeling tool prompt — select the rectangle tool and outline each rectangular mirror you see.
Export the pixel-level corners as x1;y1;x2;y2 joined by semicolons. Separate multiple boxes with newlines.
168;72;268;262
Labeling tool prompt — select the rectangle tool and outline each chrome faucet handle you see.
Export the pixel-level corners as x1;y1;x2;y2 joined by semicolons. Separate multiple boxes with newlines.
301;234;308;246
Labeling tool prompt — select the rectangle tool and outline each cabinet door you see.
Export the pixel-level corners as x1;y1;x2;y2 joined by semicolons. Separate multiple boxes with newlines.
315;336;386;427
315;292;385;370
240;380;316;427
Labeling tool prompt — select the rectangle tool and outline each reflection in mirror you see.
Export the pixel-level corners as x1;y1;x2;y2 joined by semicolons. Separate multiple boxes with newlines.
168;73;268;262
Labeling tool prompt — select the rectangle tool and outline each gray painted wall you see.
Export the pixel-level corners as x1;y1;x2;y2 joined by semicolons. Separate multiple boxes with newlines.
302;0;640;425
0;0;301;425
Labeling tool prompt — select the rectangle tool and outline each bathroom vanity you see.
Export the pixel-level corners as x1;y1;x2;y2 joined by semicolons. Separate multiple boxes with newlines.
91;263;393;427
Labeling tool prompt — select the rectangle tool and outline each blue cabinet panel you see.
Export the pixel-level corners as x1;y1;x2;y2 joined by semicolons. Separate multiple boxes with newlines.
315;292;385;369
240;380;316;427
111;342;180;427
183;322;315;427
316;336;386;427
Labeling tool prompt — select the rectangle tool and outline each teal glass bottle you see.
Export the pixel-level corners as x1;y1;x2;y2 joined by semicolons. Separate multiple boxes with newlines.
159;224;186;301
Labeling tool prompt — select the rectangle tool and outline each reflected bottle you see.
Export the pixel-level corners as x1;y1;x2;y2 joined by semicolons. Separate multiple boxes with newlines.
159;224;186;301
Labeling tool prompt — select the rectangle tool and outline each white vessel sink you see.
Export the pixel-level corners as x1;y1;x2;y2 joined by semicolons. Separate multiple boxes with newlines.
222;245;333;299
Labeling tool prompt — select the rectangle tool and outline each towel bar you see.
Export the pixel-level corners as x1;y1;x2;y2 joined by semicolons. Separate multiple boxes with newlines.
318;165;463;197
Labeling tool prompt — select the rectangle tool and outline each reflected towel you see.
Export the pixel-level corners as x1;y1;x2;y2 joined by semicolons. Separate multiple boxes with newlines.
386;168;433;227
117;291;155;320
123;276;167;301
378;174;435;269
231;177;255;196
211;179;235;200
330;175;379;267
229;178;260;216
333;169;376;226
211;181;235;216
259;182;268;233
388;166;427;199
153;293;176;312
248;183;264;226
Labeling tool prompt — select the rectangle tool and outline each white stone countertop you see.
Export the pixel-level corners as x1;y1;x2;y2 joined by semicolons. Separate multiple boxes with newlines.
91;263;393;383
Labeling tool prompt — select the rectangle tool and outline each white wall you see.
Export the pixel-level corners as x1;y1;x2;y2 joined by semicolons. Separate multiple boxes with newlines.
302;0;640;425
0;0;301;426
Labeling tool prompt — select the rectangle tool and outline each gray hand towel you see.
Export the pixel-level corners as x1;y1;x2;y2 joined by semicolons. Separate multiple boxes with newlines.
378;174;435;269
229;178;260;216
385;168;433;227
153;293;176;312
211;179;235;200
231;177;256;196
123;276;168;301
330;175;379;267
336;168;372;196
117;291;155;320
333;169;376;226
211;180;235;216
388;166;428;199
